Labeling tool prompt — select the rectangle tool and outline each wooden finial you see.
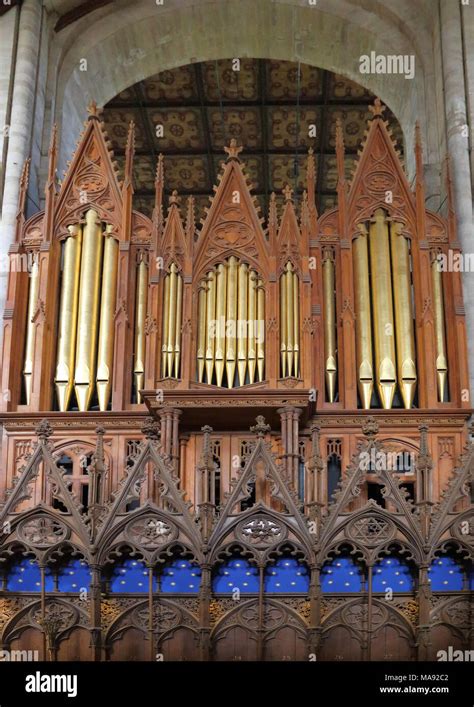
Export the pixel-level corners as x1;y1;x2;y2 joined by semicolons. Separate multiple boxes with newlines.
87;100;102;120
368;97;386;119
283;184;293;202
124;120;135;187
186;195;195;242
224;138;243;161
169;189;181;205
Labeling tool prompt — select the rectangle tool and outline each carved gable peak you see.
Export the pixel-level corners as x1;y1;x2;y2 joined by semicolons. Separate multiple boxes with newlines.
161;190;189;266
277;184;302;269
54;105;123;236
347;98;414;231
194;144;268;276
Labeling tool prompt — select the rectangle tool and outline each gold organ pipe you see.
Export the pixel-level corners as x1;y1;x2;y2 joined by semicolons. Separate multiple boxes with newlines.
322;251;337;403
431;254;448;401
226;256;238;387
74;209;103;412
247;269;257;384
292;271;299;378
96;227;118;411
237;262;248;386
215;263;227;386
369;209;397;410
390;222;417;409
196;279;206;382
161;274;170;377
134;257;148;402
353;226;374;409
285;262;295;377
174;272;183;378
280;271;287;377
257;278;265;382
23;252;41;406
167;263;178;377
205;270;216;384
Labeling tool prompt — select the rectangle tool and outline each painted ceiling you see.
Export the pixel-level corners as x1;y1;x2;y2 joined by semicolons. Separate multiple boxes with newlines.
102;59;403;221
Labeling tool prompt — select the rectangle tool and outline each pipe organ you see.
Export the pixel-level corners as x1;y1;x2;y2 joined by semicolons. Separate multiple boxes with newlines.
1;97;472;666
6;100;468;421
197;257;264;387
280;261;300;379
161;262;183;379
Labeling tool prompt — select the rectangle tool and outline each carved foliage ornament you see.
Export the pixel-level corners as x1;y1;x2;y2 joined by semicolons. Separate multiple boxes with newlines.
125;515;176;550
237;516;286;547
18;516;69;548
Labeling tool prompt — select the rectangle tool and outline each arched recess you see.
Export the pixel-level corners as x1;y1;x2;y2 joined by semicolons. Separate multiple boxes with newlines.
56;627;92;661
45;0;439;183
108;627;149;662
159;627;200;661
8;627;44;659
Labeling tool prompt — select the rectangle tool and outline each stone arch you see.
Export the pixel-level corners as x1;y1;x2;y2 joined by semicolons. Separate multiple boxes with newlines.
44;0;441;184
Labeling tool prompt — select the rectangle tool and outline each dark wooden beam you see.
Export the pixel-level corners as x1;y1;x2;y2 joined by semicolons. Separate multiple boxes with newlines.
54;0;113;32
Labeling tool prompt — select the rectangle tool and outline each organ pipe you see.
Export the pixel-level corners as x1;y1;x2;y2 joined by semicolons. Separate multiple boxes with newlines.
390;222;417;409
280;268;287;377
74;209;103;412
237;262;248;386
226;256;238;387
369;209;396;410
215;263;227;387
167;263;178;377
23;252;41;406
292;270;299;378
174;271;183;378
247;269;257;384
322;250;337;402
96;226;118;411
205;270;216;384
285;262;294;376
353;225;374;409
196;279;207;382
257;277;265;382
134;256;148;402
431;253;448;402
161;274;170;377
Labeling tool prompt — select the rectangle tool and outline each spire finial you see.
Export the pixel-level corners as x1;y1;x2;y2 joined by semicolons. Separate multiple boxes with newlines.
282;184;293;202
87;100;102;120
368;97;386;119
169;189;181;205
224;138;243;161
250;415;271;439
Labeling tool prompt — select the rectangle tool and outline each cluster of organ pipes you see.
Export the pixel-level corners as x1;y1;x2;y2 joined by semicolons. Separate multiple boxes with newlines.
161;263;183;379
352;208;420;409
53;209;119;412
196;257;265;387
279;261;300;378
41;208;148;412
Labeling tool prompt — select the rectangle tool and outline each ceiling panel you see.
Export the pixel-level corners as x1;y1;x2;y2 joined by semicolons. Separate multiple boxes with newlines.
102;59;403;222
